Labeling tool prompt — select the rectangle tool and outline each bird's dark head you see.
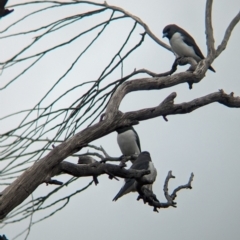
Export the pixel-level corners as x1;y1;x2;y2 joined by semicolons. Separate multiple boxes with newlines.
139;151;151;160
162;24;179;39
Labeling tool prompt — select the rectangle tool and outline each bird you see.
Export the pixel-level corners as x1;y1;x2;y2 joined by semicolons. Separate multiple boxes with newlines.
0;0;14;18
162;24;215;72
116;126;141;162
113;151;157;201
0;235;8;240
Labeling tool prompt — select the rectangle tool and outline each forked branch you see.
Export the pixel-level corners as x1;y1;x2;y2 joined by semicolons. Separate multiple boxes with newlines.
137;171;194;212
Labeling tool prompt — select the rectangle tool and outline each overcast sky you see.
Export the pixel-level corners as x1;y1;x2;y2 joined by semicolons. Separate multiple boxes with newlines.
0;0;240;239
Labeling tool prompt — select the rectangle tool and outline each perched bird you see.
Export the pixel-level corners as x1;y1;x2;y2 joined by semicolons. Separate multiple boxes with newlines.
162;24;215;72
0;235;8;240
0;0;14;18
113;151;157;201
116;126;141;161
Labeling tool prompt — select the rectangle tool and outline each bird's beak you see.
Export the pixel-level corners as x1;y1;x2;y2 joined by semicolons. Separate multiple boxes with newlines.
162;33;167;38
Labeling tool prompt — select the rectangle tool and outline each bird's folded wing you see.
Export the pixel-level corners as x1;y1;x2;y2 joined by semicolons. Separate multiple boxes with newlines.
112;179;136;201
182;34;205;59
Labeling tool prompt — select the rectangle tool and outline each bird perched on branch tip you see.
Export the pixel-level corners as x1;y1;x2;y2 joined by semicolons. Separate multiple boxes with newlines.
113;151;157;201
162;24;215;72
116;126;141;163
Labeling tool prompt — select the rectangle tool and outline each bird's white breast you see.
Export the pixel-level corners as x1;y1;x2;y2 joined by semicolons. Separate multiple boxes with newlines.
117;129;140;156
142;162;157;183
170;32;201;62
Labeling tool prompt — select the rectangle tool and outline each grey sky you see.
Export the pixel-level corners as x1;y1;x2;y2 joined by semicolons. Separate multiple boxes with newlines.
0;0;240;239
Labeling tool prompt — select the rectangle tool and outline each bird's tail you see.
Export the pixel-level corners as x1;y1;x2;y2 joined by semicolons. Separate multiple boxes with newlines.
112;179;136;201
209;65;215;72
112;187;129;201
112;191;123;202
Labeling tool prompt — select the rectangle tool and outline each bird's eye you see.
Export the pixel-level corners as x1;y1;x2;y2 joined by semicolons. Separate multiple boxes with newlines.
163;28;169;34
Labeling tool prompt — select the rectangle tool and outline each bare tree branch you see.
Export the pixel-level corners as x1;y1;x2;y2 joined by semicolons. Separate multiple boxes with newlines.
137;171;194;212
7;0;171;52
102;1;172;52
80;144;137;165
171;173;194;201
59;161;149;179
75;151;194;212
205;0;215;56
105;71;201;119
1;86;239;219
123;90;240;122
215;10;240;58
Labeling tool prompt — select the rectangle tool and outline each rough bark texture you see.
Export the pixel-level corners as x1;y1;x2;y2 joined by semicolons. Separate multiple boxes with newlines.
1;78;239;219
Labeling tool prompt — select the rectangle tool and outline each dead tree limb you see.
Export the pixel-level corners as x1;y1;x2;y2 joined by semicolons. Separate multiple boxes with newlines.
1;87;239;219
137;171;194;212
0;0;239;222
